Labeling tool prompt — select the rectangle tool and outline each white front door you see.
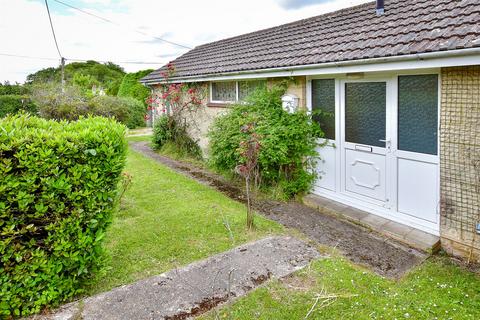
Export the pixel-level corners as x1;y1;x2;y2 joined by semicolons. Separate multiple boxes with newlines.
310;73;440;235
340;80;392;208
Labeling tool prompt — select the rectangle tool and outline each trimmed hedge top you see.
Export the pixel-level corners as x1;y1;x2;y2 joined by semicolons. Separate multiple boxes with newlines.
0;114;127;317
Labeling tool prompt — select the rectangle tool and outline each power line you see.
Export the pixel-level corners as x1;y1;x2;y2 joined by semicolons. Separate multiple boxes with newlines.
44;0;63;58
0;52;165;65
0;53;58;61
53;0;193;50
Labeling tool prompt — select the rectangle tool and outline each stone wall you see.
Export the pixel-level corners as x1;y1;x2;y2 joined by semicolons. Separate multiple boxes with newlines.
440;66;480;262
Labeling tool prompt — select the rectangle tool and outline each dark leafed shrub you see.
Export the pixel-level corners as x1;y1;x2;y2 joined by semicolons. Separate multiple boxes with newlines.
32;84;146;129
152;115;202;159
0;95;37;118
208;85;323;198
89;95;146;129
0;114;127;317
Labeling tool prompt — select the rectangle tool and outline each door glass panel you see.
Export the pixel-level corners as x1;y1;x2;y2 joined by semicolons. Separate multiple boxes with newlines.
345;82;386;147
312;79;335;139
398;75;438;155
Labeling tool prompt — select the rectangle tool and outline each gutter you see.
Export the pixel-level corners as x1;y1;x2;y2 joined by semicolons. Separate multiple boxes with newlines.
141;47;480;85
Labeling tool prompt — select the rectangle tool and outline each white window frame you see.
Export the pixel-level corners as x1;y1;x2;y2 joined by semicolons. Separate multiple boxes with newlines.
209;79;266;103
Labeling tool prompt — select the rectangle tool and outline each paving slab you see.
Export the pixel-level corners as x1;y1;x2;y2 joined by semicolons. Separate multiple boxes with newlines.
32;236;320;320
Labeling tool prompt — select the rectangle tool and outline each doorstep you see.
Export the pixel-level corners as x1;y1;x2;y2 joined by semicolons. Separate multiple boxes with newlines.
303;194;441;253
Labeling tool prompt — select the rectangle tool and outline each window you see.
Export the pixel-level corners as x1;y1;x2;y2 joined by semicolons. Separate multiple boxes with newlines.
238;80;265;101
211;81;236;102
311;79;336;139
398;74;438;155
210;80;266;103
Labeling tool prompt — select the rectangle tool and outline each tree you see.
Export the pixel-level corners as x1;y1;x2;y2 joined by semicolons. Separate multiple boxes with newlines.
117;69;153;106
235;123;261;230
26;61;126;95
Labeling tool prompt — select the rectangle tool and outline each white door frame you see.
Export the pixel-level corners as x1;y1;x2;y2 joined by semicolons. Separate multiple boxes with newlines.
307;70;441;235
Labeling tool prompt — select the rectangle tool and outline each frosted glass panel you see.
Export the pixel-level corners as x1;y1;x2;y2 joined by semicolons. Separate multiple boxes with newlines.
398;75;438;155
312;79;335;139
345;82;386;147
211;82;236;102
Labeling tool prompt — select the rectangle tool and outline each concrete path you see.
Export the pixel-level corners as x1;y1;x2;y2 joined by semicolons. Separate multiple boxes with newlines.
130;141;427;278
33;237;320;320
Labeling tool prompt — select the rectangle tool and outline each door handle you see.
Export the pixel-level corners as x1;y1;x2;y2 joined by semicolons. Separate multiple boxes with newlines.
379;139;391;152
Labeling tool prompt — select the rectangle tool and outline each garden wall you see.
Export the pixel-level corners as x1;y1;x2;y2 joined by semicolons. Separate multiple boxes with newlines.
440;65;480;263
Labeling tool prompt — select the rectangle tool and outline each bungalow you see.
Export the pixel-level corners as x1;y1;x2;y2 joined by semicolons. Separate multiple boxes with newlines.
141;0;480;262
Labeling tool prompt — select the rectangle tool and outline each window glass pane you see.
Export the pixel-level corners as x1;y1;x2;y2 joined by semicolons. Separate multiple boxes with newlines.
311;79;335;139
211;81;236;102
345;82;386;147
398;75;438;155
238;80;266;101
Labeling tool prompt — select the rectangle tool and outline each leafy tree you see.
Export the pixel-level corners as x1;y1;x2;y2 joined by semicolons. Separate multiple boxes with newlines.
0;81;29;95
26;61;126;95
117;69;153;106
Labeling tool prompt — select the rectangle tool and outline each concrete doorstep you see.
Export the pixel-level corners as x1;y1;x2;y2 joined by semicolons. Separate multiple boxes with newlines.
32;236;320;320
303;194;441;253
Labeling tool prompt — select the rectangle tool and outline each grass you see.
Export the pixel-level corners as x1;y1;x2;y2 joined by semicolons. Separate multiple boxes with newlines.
85;146;284;294
88;137;479;319
200;252;480;320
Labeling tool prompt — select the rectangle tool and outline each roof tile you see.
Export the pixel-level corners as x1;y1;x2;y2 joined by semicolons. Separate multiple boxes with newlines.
143;0;480;82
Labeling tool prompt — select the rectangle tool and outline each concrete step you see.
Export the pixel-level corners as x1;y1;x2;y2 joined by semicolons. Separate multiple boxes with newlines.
303;194;441;253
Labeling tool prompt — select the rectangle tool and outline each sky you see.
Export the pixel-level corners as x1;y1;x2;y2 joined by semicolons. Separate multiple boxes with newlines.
0;0;370;83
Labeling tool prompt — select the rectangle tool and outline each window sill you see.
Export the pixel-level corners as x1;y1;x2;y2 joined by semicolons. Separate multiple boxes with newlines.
207;102;231;108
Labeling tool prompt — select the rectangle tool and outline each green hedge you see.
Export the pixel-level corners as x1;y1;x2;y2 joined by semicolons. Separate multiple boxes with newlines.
0;95;37;118
0;114;127;317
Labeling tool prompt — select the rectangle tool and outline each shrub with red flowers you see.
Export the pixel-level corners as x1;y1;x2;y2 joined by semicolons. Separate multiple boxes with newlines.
149;63;206;158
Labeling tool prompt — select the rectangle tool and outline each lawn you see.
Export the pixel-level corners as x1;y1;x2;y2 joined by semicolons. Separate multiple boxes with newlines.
88;138;480;319
85;143;284;294
200;254;480;320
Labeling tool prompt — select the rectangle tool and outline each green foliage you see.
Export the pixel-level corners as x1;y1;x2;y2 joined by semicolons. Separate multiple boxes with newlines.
26;61;125;95
32;84;89;121
200;256;480;320
89;95;146;129
32;84;145;128
0;82;29;96
152;115;202;159
0;95;37;117
117;69;153;106
208;85;323;198
0;114;127;317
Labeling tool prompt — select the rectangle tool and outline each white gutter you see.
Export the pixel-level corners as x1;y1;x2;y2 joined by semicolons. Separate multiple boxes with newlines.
141;48;480;85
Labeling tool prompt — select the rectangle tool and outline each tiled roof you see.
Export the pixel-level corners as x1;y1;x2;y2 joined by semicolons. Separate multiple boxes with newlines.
142;0;480;82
